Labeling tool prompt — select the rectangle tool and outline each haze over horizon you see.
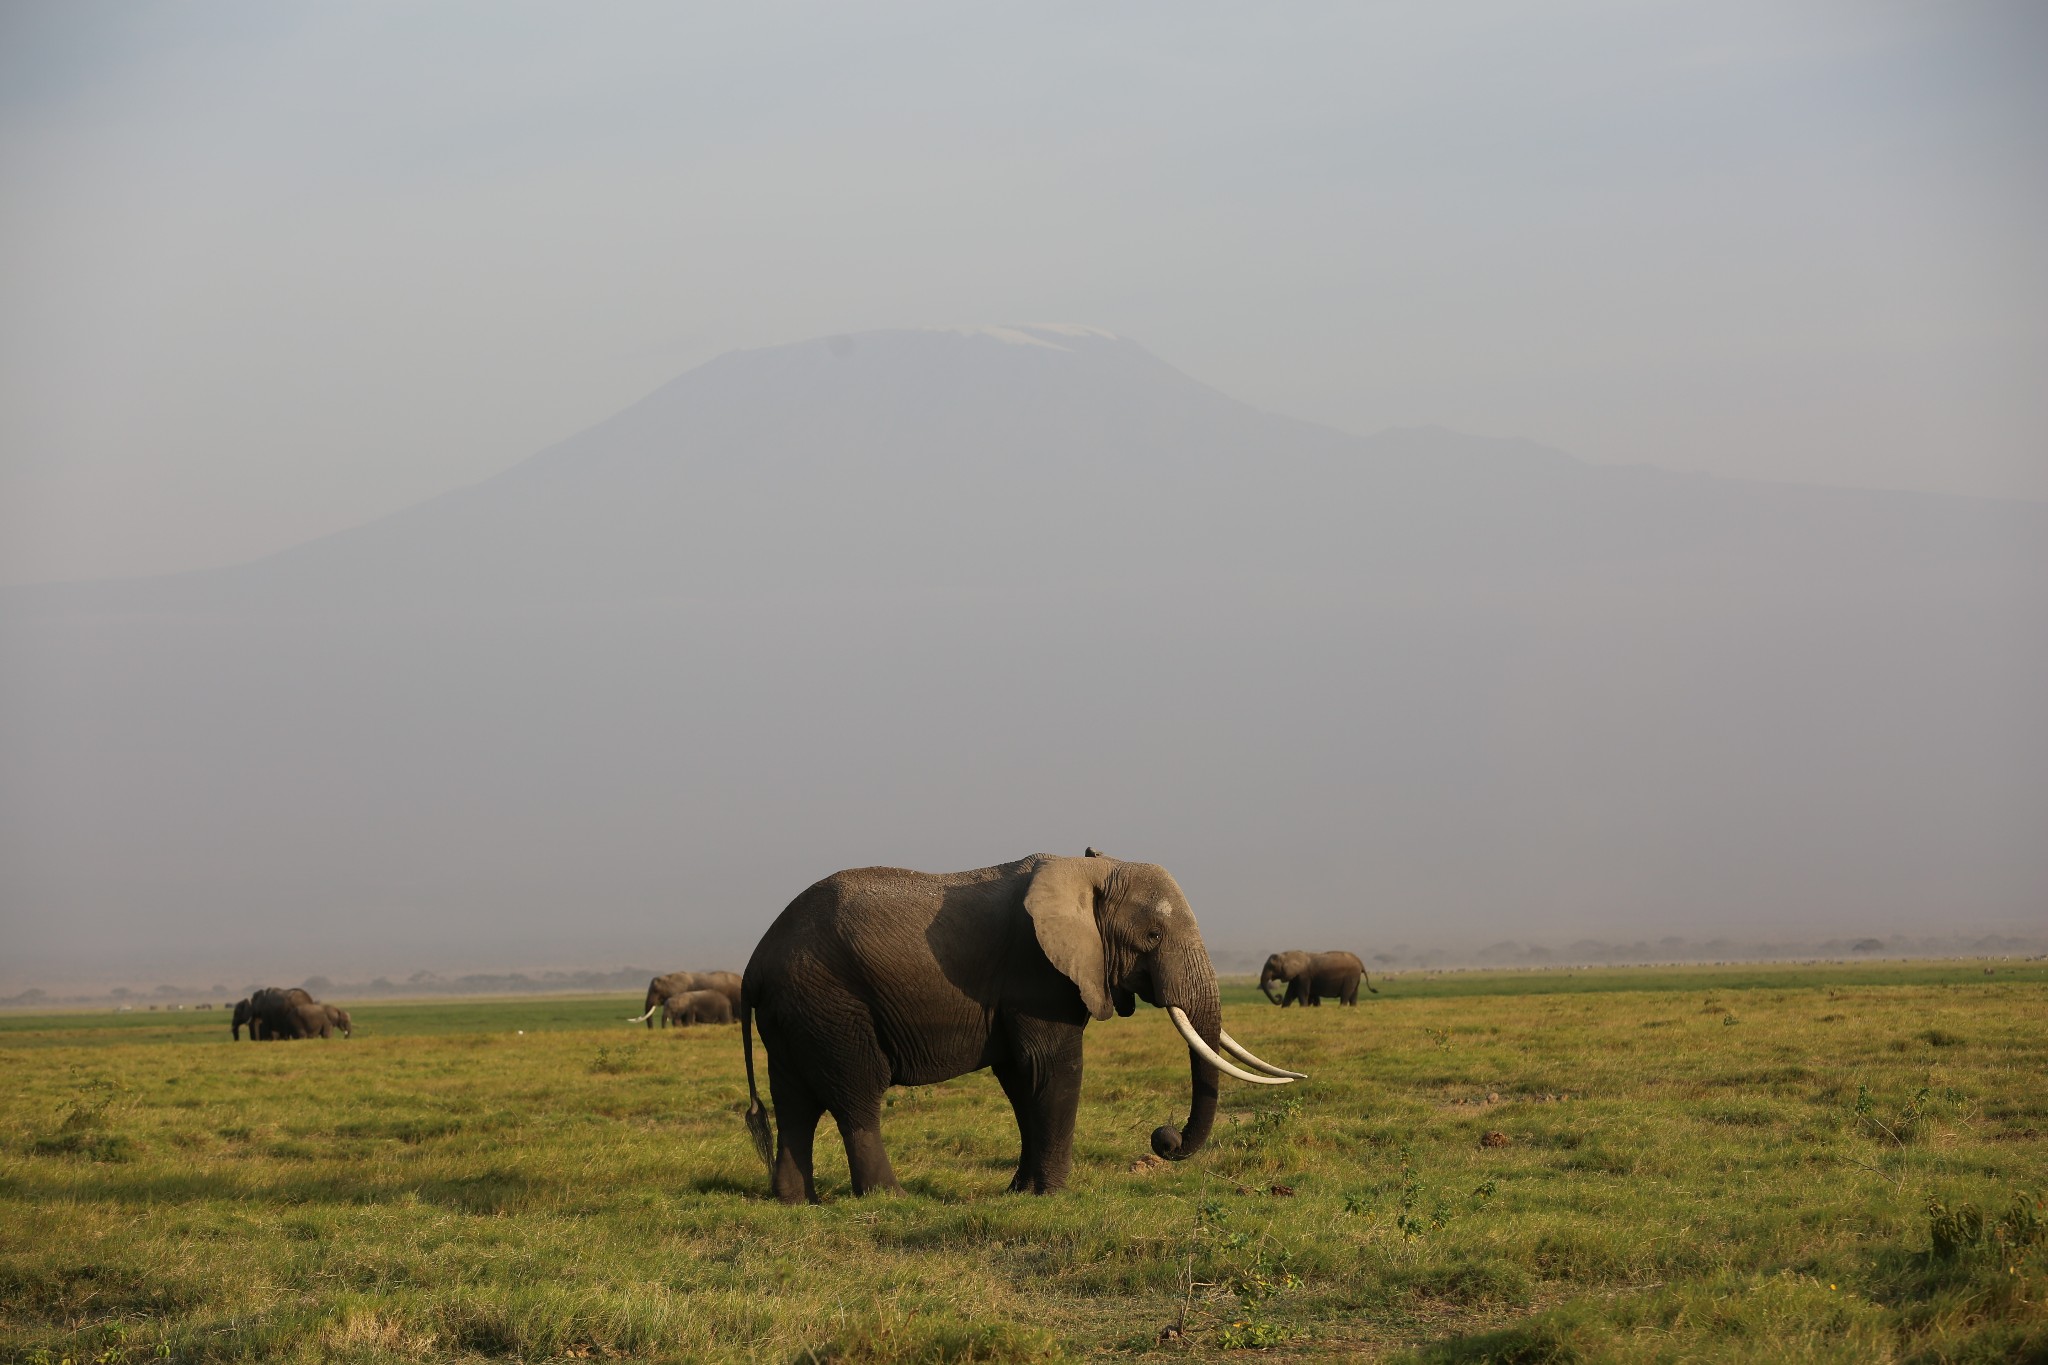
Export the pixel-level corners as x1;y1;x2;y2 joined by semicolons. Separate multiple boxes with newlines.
4;323;2043;990
1;6;2043;992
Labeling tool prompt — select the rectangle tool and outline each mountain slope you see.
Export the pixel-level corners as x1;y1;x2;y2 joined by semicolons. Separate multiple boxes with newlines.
3;325;2043;980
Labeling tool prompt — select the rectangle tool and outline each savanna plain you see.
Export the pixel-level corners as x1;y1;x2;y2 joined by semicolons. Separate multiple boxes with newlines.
2;963;2043;1363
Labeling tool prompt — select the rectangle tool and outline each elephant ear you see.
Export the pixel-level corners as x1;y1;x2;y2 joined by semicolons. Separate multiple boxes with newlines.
1023;857;1113;1021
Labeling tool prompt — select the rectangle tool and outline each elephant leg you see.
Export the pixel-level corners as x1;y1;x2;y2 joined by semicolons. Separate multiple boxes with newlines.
994;1022;1084;1194
832;1101;903;1198
767;1068;824;1204
758;978;897;1199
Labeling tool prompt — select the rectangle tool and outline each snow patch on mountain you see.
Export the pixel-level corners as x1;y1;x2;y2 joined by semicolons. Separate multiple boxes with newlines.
921;323;1121;350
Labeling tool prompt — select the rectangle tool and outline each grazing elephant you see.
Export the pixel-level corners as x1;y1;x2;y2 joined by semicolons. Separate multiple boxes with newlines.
234;987;317;1040
279;1001;333;1039
632;970;742;1027
322;1004;353;1037
740;852;1305;1204
1258;951;1374;1007
664;989;734;1026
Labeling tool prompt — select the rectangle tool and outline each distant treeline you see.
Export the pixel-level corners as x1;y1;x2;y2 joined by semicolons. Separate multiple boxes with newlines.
1211;932;2048;973
1;966;667;1009
7;935;2046;1009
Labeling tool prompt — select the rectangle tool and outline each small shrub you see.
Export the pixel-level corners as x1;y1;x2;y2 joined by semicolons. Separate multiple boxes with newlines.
1929;1191;2048;1272
1215;1316;1290;1349
1919;1029;1965;1048
588;1045;638;1075
1394;1146;1451;1239
1928;1199;1986;1260
31;1075;135;1162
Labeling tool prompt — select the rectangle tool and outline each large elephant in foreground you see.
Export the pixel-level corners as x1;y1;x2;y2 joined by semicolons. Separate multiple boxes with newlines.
632;970;742;1027
1259;950;1373;1006
740;853;1305;1204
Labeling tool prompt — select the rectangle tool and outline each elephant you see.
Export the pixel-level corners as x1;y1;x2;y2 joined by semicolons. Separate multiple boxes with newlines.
322;1004;353;1037
233;986;316;1040
1258;951;1374;1007
632;970;742;1027
739;852;1305;1204
664;989;734;1026
277;1001;333;1039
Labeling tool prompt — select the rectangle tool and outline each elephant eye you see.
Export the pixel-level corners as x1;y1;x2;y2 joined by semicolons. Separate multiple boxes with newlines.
1145;928;1162;946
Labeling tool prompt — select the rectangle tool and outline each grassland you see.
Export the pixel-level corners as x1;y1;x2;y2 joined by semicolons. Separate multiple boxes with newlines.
2;961;2043;1362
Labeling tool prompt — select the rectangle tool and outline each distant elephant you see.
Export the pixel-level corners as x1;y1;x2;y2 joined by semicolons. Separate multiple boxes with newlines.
632;970;742;1027
322;1004;353;1037
278;1001;333;1039
664;989;734;1026
741;852;1305;1204
234;986;316;1040
1259;951;1373;1007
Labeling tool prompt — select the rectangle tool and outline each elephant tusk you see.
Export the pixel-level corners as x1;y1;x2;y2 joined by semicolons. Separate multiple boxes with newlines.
629;1004;659;1022
1168;1007;1294;1085
1217;1030;1307;1080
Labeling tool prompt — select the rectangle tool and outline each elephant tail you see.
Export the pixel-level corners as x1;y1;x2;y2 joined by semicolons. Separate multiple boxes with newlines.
1365;974;1379;995
741;990;773;1172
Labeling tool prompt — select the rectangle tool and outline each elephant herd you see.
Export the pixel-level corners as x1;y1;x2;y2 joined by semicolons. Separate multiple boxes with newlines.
629;970;742;1028
229;986;351;1040
215;850;1371;1207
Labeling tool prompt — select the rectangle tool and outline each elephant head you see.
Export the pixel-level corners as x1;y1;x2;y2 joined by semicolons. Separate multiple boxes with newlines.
633;972;695;1026
1023;856;1301;1162
322;1005;353;1037
1258;951;1309;1004
230;997;253;1040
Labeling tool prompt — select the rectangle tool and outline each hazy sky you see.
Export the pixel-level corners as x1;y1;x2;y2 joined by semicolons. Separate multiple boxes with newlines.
2;1;2044;585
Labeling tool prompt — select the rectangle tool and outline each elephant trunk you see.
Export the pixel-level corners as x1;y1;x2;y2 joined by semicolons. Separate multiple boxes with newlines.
1151;967;1223;1161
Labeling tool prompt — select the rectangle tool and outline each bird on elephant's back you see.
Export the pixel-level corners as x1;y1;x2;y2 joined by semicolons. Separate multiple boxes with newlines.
739;851;1307;1205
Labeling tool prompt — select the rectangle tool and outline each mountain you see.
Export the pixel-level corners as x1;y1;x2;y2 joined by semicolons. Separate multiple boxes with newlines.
3;325;2044;981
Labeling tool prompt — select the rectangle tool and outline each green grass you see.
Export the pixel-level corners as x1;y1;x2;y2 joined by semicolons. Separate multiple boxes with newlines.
2;963;2043;1362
